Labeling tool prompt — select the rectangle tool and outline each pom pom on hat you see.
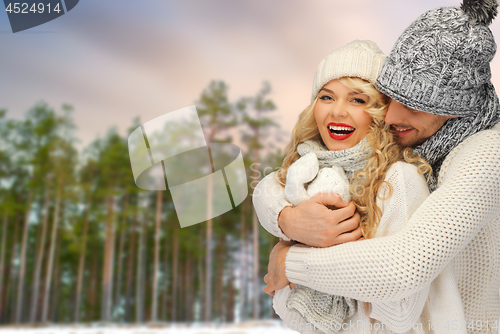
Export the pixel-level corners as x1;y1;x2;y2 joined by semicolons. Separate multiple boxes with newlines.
461;0;498;25
311;40;386;104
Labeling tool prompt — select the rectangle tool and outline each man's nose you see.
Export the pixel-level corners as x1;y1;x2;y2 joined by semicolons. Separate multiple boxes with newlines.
385;100;405;125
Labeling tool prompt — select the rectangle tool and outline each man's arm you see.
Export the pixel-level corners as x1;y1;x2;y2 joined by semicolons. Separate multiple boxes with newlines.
252;171;362;247
368;163;431;332
281;133;500;302
279;199;362;247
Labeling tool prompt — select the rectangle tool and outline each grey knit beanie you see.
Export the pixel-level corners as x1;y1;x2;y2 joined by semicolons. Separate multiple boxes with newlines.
376;0;498;117
376;0;500;192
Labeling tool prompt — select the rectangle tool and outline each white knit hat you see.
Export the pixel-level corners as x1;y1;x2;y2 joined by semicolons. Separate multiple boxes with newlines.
311;40;386;103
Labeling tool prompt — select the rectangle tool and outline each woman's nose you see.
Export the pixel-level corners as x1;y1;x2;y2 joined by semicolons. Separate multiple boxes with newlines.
330;101;348;118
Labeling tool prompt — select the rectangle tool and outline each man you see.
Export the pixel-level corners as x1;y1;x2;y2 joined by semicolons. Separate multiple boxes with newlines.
254;0;500;330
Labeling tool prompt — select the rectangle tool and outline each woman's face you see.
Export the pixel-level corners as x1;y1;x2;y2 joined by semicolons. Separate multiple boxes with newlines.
314;79;373;151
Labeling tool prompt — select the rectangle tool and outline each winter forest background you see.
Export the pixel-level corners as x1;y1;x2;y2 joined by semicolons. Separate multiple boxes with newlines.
0;79;287;325
1;0;500;331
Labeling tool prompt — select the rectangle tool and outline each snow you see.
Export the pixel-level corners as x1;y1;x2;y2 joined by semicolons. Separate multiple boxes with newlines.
0;320;297;334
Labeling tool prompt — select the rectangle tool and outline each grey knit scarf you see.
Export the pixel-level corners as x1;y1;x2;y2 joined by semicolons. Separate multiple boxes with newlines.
286;138;372;334
296;137;373;179
413;83;500;192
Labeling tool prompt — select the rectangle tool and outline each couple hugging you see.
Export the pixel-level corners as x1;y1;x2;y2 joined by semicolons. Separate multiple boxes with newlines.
253;0;500;333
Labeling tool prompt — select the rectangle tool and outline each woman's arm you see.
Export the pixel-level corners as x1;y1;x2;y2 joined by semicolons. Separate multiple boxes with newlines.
280;132;500;302
252;171;294;241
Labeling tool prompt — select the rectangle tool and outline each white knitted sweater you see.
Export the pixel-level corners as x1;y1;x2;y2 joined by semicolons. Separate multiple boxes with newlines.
273;159;436;333
253;124;500;333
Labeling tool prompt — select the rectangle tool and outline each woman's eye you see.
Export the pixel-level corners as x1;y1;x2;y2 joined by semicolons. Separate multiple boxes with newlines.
319;95;333;101
353;98;366;104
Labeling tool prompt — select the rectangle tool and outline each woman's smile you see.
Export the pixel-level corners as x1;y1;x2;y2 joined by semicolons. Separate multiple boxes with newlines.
327;122;355;140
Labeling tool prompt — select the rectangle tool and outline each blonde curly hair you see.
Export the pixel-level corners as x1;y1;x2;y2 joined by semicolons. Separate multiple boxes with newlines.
276;77;431;239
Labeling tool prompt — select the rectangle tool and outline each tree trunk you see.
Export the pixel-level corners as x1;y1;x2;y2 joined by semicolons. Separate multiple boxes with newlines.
50;232;62;322
1;246;11;324
252;144;260;320
0;214;8;323
239;199;248;321
171;225;179;321
41;183;61;323
124;202;138;322
30;185;51;323
185;256;194;321
197;248;204;322
15;188;32;324
135;198;147;323
179;259;185;321
216;235;226;320
114;192;129;320
74;192;91;322
251;211;260;320
204;173;213;322
7;215;21;323
87;254;99;321
101;194;116;321
226;261;235;322
151;190;162;321
161;229;169;321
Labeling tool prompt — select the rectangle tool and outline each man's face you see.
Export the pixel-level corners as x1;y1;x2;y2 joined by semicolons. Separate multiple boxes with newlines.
384;99;453;147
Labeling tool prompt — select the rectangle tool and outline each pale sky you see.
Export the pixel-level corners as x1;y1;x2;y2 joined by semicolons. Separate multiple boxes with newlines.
1;0;499;151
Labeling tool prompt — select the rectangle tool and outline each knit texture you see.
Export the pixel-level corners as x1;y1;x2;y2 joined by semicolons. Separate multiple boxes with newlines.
284;153;351;206
286;138;372;206
286;286;357;334
411;83;500;191
311;40;386;103
268;161;435;333
375;2;500;191
461;0;499;25
284;125;500;333
296;138;373;179
282;139;372;333
254;125;500;332
376;6;497;116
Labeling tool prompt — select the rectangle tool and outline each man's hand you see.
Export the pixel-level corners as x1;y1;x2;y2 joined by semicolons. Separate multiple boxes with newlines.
263;240;295;296
278;193;362;247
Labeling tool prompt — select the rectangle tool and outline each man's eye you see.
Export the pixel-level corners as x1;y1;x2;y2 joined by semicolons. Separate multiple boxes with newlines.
319;95;333;101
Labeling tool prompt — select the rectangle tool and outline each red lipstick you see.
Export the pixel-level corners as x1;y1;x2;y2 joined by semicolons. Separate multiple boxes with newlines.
328;122;355;141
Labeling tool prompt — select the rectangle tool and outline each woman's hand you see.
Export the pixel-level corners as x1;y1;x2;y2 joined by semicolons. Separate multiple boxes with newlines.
278;193;362;248
263;240;296;296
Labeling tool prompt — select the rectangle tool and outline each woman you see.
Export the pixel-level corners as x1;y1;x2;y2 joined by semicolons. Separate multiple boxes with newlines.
253;40;438;333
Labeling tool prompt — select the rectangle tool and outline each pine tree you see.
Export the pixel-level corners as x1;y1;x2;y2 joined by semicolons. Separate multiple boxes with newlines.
238;82;278;319
196;80;237;321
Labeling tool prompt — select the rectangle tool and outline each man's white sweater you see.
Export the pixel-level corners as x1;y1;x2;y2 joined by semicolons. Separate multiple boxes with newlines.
253;125;500;333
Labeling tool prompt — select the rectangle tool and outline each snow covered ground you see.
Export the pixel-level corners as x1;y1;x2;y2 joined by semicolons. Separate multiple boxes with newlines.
0;320;297;334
